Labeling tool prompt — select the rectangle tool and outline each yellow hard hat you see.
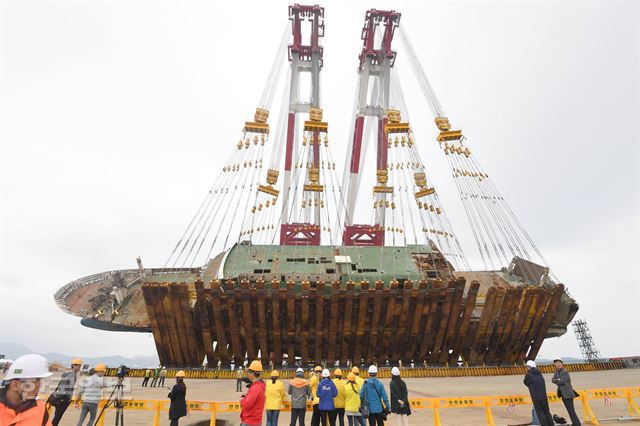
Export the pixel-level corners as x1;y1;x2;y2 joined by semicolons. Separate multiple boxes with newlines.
94;364;107;372
351;366;360;374
176;370;186;378
347;372;356;382
334;368;343;376
270;370;279;378
314;365;322;372
71;358;83;366
248;360;263;372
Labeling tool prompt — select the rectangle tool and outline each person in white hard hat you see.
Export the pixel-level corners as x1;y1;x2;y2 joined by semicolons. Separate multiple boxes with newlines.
316;368;338;426
0;353;53;425
389;367;411;426
359;365;390;426
523;360;554;426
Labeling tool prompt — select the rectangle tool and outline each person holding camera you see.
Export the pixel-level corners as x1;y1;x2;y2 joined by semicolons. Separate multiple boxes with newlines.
50;358;82;425
168;370;187;426
240;360;266;426
359;365;389;426
74;363;109;426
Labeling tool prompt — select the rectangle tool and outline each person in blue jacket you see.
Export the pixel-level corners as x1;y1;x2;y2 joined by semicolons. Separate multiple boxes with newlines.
317;368;338;426
359;365;390;426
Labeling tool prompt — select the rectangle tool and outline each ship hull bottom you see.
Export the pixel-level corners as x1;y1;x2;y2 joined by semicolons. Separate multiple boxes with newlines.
141;277;575;368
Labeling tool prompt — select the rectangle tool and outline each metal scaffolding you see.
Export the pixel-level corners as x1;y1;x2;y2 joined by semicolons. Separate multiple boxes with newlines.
572;319;601;363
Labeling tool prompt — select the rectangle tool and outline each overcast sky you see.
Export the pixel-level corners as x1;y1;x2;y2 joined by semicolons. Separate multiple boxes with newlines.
1;0;638;360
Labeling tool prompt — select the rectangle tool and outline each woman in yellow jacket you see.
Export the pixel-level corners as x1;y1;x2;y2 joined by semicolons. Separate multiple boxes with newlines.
265;370;287;426
344;373;365;426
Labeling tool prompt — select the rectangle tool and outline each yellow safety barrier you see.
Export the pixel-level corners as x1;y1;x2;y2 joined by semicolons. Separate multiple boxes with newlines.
107;361;625;380
52;386;640;426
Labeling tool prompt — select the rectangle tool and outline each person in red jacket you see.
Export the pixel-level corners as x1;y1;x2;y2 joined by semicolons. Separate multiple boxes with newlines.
240;360;266;426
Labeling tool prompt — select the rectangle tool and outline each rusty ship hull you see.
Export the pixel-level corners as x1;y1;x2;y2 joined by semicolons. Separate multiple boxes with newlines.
56;244;577;367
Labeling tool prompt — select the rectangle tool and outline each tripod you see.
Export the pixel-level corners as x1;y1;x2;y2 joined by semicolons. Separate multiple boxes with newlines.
93;378;125;426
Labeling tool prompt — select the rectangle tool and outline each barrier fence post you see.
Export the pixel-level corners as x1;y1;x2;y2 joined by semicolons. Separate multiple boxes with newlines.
433;400;442;426
626;388;640;417
483;397;496;426
209;402;217;426
580;394;599;425
152;401;162;426
96;401;107;426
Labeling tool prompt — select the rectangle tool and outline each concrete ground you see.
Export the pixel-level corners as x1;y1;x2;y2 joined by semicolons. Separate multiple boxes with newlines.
40;369;640;425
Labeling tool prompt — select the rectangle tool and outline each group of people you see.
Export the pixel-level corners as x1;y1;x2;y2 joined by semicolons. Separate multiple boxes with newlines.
232;360;411;426
0;353;583;426
0;353;189;426
524;358;582;426
0;354;113;426
141;366;167;387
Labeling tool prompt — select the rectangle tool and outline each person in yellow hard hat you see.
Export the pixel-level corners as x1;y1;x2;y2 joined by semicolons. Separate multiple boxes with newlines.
265;370;286;426
344;373;364;426
50;358;82;425
74;363;109;426
309;365;323;426
0;353;54;426
240;360;266;426
332;368;346;426
168;370;187;426
350;366;364;389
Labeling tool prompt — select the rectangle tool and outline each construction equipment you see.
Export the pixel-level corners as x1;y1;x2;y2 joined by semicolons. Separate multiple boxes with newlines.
54;5;578;368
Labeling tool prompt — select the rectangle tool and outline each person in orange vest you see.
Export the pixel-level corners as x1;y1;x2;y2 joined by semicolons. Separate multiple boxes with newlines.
240;360;266;426
0;353;53;425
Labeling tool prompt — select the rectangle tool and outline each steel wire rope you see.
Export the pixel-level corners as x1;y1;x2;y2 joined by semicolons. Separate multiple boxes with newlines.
166;147;241;266
173;148;243;267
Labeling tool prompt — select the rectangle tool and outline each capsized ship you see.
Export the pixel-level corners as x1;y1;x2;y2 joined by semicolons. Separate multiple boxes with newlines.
55;5;578;367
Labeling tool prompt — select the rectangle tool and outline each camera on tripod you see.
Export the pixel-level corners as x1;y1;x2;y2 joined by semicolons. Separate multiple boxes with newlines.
116;365;129;380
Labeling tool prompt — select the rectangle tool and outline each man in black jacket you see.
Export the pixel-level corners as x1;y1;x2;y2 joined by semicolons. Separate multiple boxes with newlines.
524;360;554;426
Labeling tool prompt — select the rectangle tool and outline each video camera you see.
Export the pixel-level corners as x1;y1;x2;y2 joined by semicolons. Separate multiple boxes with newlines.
116;365;129;380
242;377;252;389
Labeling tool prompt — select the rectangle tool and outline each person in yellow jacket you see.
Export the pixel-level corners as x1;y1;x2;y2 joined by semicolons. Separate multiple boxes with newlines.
0;354;53;426
344;373;365;426
265;370;286;426
350;367;364;389
332;368;346;426
309;365;323;426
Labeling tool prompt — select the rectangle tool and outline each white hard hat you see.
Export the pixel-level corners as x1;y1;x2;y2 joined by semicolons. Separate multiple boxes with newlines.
368;365;378;374
4;354;52;381
296;367;304;373
391;367;400;376
526;360;537;369
321;368;330;378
